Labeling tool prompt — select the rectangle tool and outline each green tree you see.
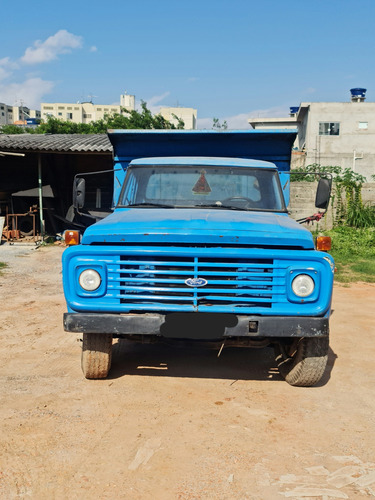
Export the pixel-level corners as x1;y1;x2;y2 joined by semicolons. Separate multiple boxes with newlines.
0;101;185;134
292;163;375;228
0;124;29;134
104;101;184;130
36;117;94;134
171;113;185;130
212;117;228;130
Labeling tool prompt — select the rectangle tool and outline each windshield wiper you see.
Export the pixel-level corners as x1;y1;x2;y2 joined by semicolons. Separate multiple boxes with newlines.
126;202;175;208
196;203;251;212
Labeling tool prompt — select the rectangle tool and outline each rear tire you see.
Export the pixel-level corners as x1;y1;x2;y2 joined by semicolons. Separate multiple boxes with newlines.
81;333;113;379
274;337;329;387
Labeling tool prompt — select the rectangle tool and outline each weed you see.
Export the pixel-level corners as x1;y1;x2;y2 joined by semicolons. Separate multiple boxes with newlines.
293;164;375;229
323;227;375;282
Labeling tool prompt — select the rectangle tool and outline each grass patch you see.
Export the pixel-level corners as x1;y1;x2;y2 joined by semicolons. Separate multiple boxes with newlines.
0;262;7;275
323;227;375;283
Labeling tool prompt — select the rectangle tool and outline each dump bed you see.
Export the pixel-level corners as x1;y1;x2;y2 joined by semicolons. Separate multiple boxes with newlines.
107;129;297;205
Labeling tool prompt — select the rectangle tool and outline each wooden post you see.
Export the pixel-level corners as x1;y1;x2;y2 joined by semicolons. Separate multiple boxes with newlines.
38;153;45;237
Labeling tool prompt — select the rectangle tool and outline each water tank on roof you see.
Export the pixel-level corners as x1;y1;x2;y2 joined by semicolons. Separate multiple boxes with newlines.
289;106;299;115
350;88;367;102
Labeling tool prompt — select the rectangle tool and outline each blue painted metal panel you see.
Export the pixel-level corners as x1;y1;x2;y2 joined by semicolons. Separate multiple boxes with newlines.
107;130;297;205
129;157;276;168
63;245;334;317
81;207;314;249
108;129;296;171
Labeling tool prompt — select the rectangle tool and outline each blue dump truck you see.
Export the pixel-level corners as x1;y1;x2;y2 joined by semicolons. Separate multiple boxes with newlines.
62;130;334;386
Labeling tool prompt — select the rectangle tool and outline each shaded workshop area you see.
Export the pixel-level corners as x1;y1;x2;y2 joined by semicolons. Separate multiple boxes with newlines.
0;134;113;241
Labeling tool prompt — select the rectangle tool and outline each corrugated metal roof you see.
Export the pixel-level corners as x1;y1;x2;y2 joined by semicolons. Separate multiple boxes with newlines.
0;134;112;153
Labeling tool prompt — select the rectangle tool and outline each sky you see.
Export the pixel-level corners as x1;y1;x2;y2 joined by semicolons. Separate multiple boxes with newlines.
1;0;375;129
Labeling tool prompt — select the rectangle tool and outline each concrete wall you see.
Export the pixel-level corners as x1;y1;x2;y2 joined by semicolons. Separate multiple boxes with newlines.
160;107;197;130
0;103;13;125
288;181;375;230
252;100;375;180
120;93;135;110
41;94;135;124
0;104;40;125
301;102;375;180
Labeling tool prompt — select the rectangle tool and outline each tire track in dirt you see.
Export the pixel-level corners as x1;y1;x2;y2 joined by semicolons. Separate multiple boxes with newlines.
1;245;375;499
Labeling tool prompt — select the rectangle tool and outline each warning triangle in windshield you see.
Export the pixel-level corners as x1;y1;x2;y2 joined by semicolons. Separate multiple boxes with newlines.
192;170;211;195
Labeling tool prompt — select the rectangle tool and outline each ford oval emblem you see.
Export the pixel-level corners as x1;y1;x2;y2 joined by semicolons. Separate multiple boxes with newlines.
185;277;208;287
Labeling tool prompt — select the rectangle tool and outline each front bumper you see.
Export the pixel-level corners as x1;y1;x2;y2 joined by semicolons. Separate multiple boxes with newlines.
64;313;329;338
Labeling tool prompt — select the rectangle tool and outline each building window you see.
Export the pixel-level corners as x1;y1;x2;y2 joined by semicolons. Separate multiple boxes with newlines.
67;112;73;120
96;107;102;111
67;107;72;110
58;106;65;110
319;122;340;136
43;106;53;110
1;112;4;116
83;114;92;118
58;112;62;116
358;122;368;130
74;107;79;110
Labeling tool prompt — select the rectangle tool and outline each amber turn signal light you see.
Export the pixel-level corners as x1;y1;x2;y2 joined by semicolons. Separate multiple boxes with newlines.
65;230;80;246
316;236;331;251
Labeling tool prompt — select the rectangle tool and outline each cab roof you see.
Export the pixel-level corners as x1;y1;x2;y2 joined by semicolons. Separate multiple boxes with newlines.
129;156;277;169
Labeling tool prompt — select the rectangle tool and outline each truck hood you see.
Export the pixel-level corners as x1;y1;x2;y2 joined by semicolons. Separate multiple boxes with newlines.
82;208;314;249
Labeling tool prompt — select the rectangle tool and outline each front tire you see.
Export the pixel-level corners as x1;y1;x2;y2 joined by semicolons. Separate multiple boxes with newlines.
81;333;113;379
274;337;329;387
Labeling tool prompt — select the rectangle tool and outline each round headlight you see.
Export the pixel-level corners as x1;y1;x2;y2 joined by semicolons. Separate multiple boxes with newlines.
79;269;101;291
292;274;315;297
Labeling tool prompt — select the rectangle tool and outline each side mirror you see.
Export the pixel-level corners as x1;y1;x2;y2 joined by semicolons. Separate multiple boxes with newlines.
73;177;86;209
315;177;332;210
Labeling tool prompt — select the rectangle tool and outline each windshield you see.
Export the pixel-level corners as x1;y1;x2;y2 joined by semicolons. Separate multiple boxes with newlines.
118;165;285;212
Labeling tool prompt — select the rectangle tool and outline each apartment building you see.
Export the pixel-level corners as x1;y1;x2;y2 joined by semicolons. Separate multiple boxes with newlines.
0;103;15;125
13;106;41;124
0;104;42;126
160;107;197;130
249;89;375;179
41;92;135;124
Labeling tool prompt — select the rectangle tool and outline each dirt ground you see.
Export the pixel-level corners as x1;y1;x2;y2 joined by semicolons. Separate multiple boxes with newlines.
0;244;375;500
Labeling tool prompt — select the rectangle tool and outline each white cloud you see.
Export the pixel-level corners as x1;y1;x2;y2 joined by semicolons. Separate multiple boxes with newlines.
197;117;216;129
0;77;54;108
198;106;289;130
0;57;18;82
222;112;251;129
21;30;83;65
247;105;289;120
303;87;316;95
143;92;170;114
0;30;83;108
90;46;98;52
0;66;11;82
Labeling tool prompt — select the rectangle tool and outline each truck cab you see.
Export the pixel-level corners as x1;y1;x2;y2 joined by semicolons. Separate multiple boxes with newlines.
62;130;334;386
